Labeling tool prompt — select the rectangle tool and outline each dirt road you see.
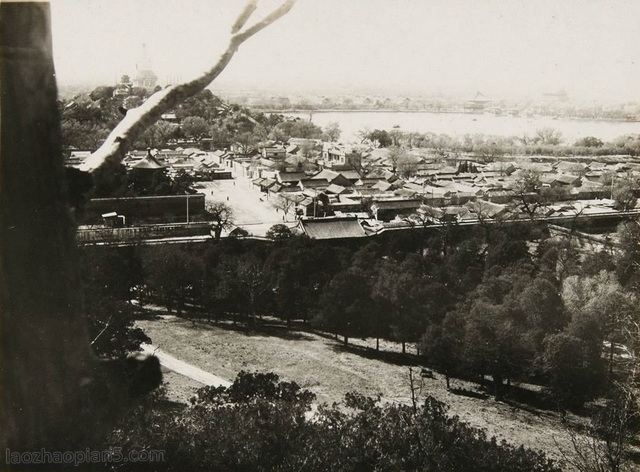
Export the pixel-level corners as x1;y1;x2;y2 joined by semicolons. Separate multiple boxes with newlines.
141;343;231;387
198;176;297;237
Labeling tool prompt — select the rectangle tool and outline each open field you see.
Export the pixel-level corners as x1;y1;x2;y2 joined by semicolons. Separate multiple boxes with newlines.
137;314;594;463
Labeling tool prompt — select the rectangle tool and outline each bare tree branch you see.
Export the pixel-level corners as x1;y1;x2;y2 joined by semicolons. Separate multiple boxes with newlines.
234;0;296;43
90;314;113;347
231;0;258;34
79;0;296;174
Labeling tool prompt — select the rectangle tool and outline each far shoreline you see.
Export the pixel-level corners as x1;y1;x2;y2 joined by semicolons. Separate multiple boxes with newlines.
259;108;640;124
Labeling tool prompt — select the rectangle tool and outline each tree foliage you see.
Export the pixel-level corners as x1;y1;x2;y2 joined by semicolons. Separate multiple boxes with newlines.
367;129;393;147
80;247;149;359
322;121;341;142
181;116;210;139
574;136;604;148
612;175;638;211
206;202;235;240
106;372;560;472
386;145;407;173
80;200;638;465
542;333;603;409
141;245;204;315
265;223;292;241
269;118;323;141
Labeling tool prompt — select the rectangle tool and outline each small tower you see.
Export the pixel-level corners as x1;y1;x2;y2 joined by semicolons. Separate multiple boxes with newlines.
134;43;158;90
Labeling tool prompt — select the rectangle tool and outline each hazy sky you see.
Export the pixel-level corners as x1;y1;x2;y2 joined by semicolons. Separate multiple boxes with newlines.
51;0;640;101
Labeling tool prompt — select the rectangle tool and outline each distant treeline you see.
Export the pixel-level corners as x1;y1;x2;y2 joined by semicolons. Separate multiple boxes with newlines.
360;127;640;159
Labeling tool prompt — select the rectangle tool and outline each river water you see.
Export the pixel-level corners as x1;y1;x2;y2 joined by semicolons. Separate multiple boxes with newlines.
286;111;640;144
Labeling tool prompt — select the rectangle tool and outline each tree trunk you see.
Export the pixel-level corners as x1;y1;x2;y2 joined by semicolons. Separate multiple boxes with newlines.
1;3;92;448
402;341;406;354
494;375;503;399
344;335;349;346
376;337;380;351
1;3;160;451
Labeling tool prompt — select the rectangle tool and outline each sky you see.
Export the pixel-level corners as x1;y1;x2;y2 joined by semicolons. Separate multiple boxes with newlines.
50;0;640;101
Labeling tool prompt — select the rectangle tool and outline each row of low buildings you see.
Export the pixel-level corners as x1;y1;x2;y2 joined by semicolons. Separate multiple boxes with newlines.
67;135;640;240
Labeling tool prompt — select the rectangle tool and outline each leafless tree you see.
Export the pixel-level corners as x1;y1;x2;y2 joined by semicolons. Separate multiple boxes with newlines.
534;127;563;145
555;383;639;472
407;367;425;413
474;142;505;163
323;121;341;142
404;131;422;149
357;126;372;144
274;194;296;216
387;145;407;173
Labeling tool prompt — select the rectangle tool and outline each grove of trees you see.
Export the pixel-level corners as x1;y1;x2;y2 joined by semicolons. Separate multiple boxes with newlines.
85;217;640;418
75;215;640;470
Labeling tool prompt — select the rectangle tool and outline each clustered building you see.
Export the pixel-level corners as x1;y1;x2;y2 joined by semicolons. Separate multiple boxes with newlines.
125;132;638;239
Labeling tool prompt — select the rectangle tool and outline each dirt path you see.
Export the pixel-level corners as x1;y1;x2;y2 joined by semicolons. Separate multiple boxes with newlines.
141;343;231;387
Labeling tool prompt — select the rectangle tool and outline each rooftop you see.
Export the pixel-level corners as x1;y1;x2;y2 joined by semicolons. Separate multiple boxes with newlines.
298;217;367;240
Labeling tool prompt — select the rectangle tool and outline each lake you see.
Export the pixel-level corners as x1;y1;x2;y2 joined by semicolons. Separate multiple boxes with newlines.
286;111;640;144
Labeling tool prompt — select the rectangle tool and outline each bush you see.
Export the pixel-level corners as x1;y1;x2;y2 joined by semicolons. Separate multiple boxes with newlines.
266;223;292;241
104;372;560;471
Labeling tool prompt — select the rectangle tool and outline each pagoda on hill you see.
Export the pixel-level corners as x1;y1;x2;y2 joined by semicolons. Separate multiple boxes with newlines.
134;43;158;90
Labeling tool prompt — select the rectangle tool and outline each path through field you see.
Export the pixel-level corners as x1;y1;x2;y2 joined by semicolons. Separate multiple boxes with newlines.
141;343;231;387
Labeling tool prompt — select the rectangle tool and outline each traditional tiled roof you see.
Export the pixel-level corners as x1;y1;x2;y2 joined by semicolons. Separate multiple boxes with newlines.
299;217;367;239
373;181;393;191
261;178;277;189
278;171;307;183
355;178;385;187
541;174;581;186
402;182;424;193
371;199;421;210
325;184;347;195
338;169;362;181
311;169;339;181
299;178;329;189
130;154;165;170
464;200;508;218
297;196;315;207
556;161;589;174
